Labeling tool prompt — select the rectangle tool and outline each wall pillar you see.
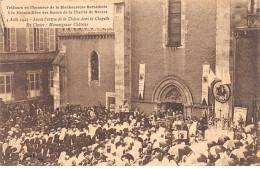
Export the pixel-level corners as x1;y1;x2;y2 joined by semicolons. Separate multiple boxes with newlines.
215;0;232;119
114;0;131;112
52;43;67;109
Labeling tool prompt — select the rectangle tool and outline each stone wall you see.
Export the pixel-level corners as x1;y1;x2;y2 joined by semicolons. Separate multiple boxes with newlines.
130;0;217;115
60;37;115;107
114;0;132;112
215;0;231;119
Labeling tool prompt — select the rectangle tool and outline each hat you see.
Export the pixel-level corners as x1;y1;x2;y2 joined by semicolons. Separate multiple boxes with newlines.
65;155;70;160
26;157;31;161
38;134;44;139
8;131;13;135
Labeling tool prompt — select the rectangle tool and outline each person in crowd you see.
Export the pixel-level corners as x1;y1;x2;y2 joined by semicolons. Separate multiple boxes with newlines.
197;118;208;140
133;108;139;118
157;110;164;119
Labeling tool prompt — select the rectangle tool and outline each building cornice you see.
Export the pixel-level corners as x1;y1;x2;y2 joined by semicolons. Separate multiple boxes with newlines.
58;33;115;40
58;28;115;39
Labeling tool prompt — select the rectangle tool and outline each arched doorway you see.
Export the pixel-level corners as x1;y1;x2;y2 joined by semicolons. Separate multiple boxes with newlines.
152;76;193;118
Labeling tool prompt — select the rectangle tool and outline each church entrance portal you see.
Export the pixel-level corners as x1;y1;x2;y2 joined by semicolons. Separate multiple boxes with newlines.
152;76;193;118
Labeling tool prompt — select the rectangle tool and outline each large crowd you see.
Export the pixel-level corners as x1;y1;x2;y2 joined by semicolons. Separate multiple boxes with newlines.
0;101;259;166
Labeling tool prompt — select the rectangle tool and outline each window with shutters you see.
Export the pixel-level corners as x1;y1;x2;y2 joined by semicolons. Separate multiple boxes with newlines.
49;28;56;51
34;28;39;51
39;28;44;51
10;28;17;52
26;28;34;52
0;73;13;101
28;71;41;97
45;28;49;51
167;0;182;47
90;51;99;81
27;28;49;52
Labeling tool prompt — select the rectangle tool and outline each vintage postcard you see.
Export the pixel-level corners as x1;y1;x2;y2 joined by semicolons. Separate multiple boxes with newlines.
0;0;259;166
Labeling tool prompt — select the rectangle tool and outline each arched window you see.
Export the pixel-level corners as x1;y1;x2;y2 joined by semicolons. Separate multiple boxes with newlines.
90;51;99;81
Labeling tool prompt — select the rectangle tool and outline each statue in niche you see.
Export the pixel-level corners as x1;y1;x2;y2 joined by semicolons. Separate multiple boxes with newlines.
165;88;182;102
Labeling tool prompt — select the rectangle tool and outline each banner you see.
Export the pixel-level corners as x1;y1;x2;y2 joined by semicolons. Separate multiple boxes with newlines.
138;64;145;99
208;68;216;88
201;64;210;105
